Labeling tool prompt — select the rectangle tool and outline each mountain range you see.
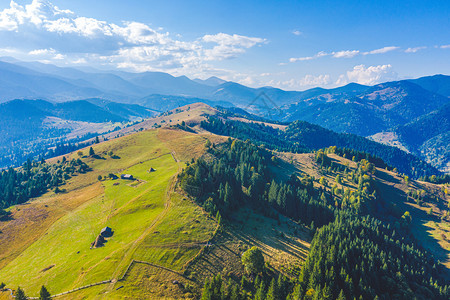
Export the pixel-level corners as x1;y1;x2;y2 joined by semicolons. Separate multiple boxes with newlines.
0;58;448;172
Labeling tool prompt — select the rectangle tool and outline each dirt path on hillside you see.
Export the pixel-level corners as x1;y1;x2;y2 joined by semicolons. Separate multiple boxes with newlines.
105;150;183;292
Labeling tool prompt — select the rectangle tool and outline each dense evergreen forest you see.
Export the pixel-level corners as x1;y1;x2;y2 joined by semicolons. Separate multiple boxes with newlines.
294;213;447;299
178;138;449;299
179;138;333;227
200;115;441;178
0;158;90;213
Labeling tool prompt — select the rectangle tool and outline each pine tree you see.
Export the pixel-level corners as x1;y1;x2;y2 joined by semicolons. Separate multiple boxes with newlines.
266;278;277;300
268;180;278;204
337;289;346;300
39;285;51;300
16;287;27;300
201;279;213;300
254;281;265;300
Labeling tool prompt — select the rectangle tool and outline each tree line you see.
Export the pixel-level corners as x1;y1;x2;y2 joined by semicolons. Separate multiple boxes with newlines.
0;157;90;213
199;114;441;178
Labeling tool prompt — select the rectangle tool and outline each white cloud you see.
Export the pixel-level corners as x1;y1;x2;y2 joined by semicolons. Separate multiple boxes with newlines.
405;46;426;53
299;74;331;86
28;48;56;55
0;0;266;78
292;30;302;36
53;53;65;60
289;46;400;63
363;46;399;55
279;74;332;89
202;33;266;61
202;33;265;48
440;45;450;49
337;64;397;85
332;50;359;58
290;51;328;62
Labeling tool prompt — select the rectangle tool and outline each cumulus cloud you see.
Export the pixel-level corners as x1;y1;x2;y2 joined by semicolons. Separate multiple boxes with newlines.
0;0;266;77
202;33;266;60
336;64;398;86
299;74;331;86
28;48;56;55
332;50;359;58
292;30;302;36
405;46;426;53
280;74;332;89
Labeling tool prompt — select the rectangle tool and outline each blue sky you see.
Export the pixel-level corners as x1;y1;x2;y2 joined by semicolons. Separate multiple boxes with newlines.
0;0;449;90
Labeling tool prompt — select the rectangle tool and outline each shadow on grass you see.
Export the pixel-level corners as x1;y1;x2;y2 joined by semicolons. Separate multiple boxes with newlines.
0;211;13;222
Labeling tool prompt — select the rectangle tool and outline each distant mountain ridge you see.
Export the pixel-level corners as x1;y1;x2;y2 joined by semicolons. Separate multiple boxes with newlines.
0;99;155;146
278;77;450;171
0;58;448;171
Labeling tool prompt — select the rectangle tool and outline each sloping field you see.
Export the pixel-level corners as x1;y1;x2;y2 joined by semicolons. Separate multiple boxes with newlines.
0;129;217;298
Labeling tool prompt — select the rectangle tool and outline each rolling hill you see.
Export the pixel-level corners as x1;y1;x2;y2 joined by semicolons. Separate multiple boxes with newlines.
409;74;450;97
0;124;311;299
0;104;448;299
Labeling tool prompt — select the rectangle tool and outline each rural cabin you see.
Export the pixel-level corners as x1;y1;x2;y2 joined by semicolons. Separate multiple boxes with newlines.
100;226;112;237
121;174;134;180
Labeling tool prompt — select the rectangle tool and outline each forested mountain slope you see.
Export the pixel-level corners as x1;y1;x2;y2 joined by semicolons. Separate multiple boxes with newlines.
200;107;442;178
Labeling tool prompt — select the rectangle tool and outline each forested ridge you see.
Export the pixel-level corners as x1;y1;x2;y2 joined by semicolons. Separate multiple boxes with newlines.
178;138;449;299
200;114;441;178
179;138;333;227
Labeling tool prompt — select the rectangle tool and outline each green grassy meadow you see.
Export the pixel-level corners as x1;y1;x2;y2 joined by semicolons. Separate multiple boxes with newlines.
0;129;217;298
